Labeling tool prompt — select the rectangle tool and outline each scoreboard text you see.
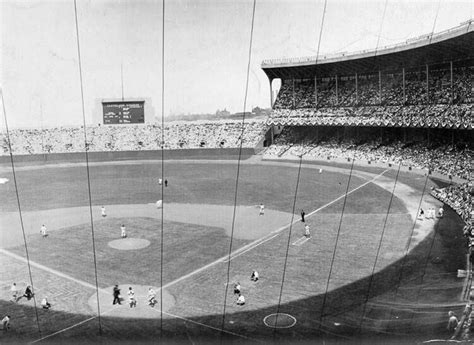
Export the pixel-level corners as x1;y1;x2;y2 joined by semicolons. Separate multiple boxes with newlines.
102;101;145;124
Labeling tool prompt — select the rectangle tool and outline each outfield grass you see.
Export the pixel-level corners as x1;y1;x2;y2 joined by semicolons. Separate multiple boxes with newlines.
0;161;406;214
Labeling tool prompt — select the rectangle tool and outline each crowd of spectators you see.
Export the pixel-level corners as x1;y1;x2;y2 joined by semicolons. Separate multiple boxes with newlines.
0;120;267;156
271;65;472;129
269;103;473;129
431;183;472;225
273;66;472;109
263;127;472;180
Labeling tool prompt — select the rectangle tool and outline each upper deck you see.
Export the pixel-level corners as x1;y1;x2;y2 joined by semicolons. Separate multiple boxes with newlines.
262;20;474;79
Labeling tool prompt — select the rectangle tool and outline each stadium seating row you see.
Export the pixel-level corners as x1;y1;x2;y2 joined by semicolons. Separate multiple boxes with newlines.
268;104;473;129
0;120;267;155
273;66;473;109
263;127;472;180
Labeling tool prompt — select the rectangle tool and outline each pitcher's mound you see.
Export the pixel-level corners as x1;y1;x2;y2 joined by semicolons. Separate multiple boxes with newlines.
108;238;150;250
88;285;175;318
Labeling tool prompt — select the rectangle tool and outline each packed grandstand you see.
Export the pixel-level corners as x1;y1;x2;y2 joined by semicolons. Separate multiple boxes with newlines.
0;120;266;154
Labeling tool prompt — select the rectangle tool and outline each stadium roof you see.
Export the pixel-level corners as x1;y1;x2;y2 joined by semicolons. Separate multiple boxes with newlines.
261;20;474;79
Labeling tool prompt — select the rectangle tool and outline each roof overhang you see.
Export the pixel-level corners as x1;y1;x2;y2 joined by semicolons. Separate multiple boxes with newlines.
262;20;474;79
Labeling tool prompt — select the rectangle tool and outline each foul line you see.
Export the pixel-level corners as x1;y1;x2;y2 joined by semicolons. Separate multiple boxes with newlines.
222;234;279;263
0;249;107;294
28;304;258;344
160;310;263;343
28;302;124;345
292;237;310;246
29;315;96;344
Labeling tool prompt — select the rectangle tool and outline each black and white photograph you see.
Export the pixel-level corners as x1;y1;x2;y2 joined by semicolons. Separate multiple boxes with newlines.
0;0;472;344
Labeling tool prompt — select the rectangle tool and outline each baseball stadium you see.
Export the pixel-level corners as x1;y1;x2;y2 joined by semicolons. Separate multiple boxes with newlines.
0;1;473;345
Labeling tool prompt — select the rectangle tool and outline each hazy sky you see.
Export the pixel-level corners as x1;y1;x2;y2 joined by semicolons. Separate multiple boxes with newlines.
1;0;473;127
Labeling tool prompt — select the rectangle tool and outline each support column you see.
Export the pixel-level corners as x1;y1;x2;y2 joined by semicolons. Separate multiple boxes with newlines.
314;75;318;108
292;78;295;109
450;61;453;104
355;73;358;105
426;64;429;104
379;70;382;104
335;75;339;105
269;78;274;108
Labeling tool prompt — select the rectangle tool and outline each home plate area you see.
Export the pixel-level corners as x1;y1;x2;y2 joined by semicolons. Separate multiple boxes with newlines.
88;285;176;318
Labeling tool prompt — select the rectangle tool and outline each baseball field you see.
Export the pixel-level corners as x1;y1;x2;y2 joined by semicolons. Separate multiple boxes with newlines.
0;154;467;344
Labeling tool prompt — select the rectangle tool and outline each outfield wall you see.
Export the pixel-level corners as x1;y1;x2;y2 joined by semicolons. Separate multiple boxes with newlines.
0;148;256;165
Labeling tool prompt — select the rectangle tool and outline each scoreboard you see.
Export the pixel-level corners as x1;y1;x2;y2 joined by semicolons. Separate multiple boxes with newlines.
102;100;145;124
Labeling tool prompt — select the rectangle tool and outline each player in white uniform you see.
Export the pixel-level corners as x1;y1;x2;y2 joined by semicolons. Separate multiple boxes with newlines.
147;287;157;307
41;297;51;309
259;203;265;216
236;294;245;305
438;207;444;218
128;287;136;308
101;206;107;217
427;208;435;219
10;283;18;302
158;178;162;185
2;315;10;332
121;224;127;238
156;200;162;209
40;224;47;238
304;224;311;238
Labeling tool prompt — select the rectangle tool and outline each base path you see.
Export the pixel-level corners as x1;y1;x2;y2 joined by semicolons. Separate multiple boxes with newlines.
0;204;293;248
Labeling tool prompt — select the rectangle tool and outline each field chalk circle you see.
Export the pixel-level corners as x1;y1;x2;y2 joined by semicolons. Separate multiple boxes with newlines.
263;313;297;328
